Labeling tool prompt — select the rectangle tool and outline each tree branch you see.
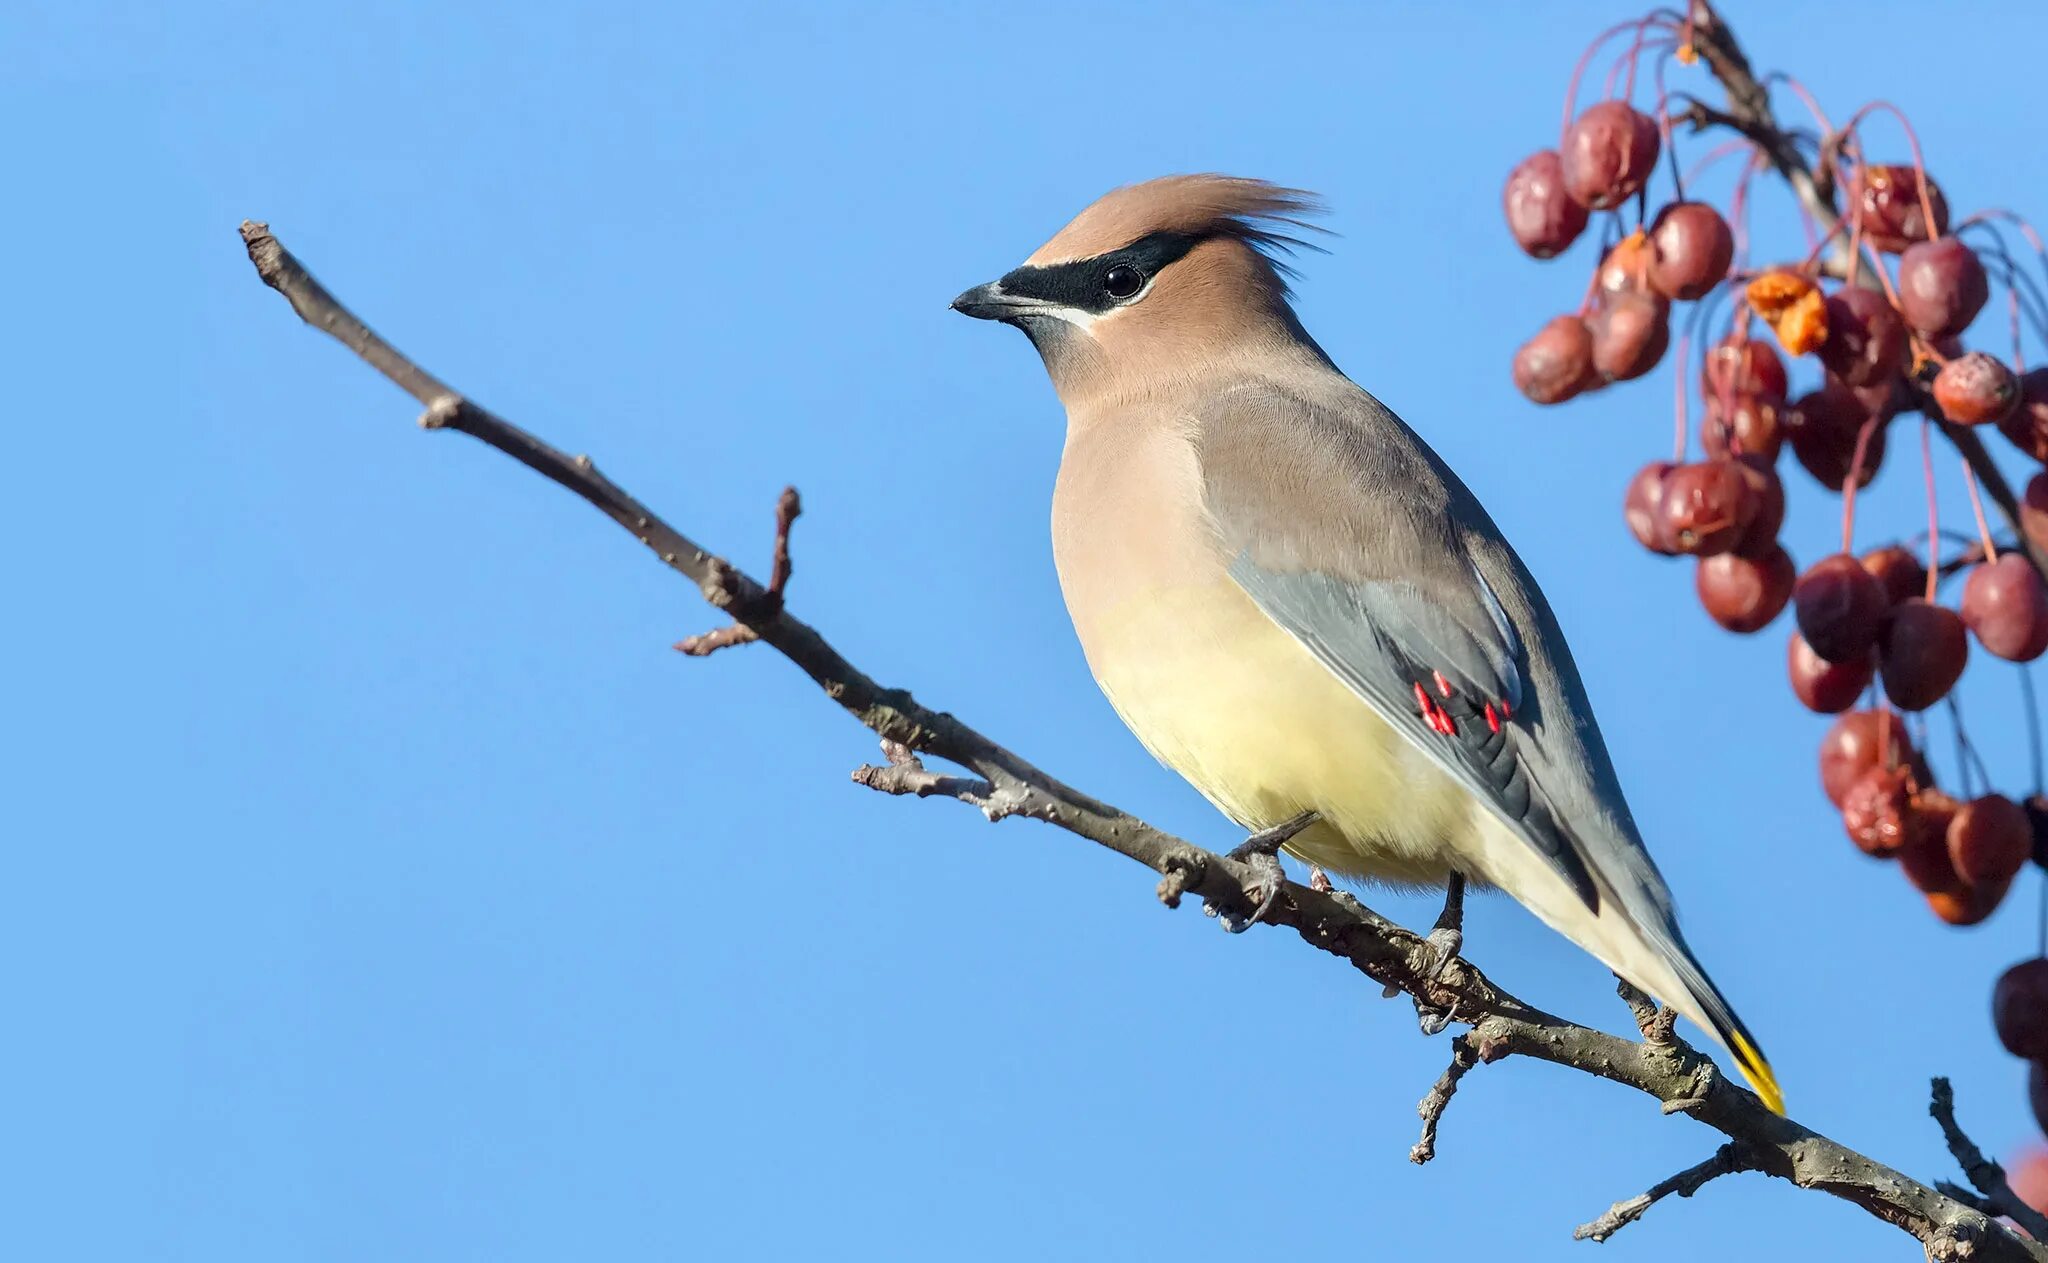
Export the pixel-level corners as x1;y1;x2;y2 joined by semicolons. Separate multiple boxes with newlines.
1931;1077;2048;1242
1574;1142;1753;1243
1410;1033;1479;1165
237;212;2045;1257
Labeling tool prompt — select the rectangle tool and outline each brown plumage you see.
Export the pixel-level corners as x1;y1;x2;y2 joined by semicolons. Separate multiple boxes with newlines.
953;174;1781;1112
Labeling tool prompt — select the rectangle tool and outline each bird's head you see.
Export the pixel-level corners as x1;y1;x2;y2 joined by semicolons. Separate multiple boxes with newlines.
951;174;1326;402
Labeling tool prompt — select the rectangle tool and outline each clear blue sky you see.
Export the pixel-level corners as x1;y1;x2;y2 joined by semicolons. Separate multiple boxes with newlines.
10;2;2048;1258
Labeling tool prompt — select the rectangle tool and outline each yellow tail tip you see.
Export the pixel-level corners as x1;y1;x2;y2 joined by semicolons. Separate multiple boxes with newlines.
1730;1032;1785;1115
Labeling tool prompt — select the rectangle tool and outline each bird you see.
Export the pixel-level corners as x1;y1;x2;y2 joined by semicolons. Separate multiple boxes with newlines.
950;174;1781;1115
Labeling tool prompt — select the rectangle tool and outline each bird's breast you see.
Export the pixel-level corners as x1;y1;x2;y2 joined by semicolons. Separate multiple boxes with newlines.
1050;419;1469;884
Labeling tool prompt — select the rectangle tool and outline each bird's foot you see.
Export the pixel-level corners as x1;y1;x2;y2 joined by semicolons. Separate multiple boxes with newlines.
1413;873;1468;1037
1204;810;1318;933
1309;866;1333;893
1423;872;1467;981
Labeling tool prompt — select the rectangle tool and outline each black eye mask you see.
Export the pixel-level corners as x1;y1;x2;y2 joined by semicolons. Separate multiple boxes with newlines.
995;231;1204;315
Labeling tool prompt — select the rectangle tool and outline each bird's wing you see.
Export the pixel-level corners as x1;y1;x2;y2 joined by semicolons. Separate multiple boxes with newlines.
1195;377;1620;913
1194;375;1783;1115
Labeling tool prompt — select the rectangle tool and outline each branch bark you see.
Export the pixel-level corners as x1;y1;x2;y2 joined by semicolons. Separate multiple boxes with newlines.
238;217;2044;1258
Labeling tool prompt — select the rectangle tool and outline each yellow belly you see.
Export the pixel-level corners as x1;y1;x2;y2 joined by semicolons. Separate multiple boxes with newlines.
1086;578;1478;887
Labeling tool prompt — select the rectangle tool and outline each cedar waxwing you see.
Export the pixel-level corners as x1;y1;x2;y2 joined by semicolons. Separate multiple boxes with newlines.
952;175;1781;1114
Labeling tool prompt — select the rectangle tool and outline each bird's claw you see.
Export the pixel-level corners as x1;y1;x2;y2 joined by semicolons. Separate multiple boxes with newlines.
1207;847;1285;933
1412;873;1468;1035
1202;810;1318;933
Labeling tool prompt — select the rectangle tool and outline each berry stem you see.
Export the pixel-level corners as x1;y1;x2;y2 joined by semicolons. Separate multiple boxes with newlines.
1562;17;1676;144
1682;137;1755;190
2024;667;2045;797
1760;70;1837;136
1672;329;1691;463
1921;416;1941;602
1843;412;1879;554
1957;222;2048;362
1961;458;1999;564
1837;101;1942;243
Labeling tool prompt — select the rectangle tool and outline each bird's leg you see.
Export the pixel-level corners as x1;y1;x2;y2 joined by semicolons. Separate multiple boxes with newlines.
1309;866;1333;893
1426;872;1466;978
1412;873;1468;1037
1204;810;1318;933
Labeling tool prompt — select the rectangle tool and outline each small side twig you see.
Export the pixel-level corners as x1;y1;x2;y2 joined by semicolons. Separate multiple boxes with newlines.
1931;1077;2048;1241
675;487;803;655
1411;1034;1479;1165
1614;976;1677;1045
850;738;997;805
1574;1143;1753;1242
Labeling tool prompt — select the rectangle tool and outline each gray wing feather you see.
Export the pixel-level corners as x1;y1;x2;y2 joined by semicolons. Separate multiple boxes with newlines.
1232;556;1598;909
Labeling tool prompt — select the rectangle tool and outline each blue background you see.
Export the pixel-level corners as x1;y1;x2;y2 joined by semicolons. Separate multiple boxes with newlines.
9;2;2048;1257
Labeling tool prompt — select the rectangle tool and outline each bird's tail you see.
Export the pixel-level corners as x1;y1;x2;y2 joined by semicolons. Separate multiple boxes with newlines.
1643;925;1783;1116
1468;816;1782;1113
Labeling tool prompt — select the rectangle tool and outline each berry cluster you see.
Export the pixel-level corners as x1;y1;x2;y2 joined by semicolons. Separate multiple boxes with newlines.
1506;10;2048;1147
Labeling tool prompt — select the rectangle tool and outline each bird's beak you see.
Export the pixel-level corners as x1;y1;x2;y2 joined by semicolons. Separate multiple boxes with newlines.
950;280;1050;322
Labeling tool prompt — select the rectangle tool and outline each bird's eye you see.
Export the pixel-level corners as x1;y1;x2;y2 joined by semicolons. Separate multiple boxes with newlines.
1103;265;1144;299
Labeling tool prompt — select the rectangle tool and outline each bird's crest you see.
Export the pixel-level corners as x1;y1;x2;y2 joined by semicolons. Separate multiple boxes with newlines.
1026;174;1328;281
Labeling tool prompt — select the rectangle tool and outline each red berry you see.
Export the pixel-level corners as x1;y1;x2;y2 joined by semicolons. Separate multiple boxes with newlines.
1846;164;1950;254
1788;381;1888;491
1818;286;1908;388
1647;202;1734;301
1697;545;1795;633
1897;238;1990;340
2024;474;2048;558
1995;959;2048;1059
1587;291;1670;382
1658;460;1756;556
1732;456;1786;557
1842;764;1914;856
1819;709;1919;807
1996;367;2048;461
1960;553;2048;662
1788;633;1876;713
1794;553;1888;662
1901;790;1966;893
1879;599;1969;711
1514;316;1596;404
1861;545;1928;607
1560;102;1661;211
1701;393;1785;463
1504;149;1590;259
1595;232;1656;299
1949;794;2032;886
1926;877;2011;926
1702;336;1790;404
1931;352;2020;425
1623;461;1678;555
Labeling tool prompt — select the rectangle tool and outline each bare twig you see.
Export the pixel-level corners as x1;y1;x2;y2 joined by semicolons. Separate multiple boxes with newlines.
675;487;803;655
1614;975;1677;1045
239;209;2045;1258
1411;1035;1479;1165
1575;1143;1753;1242
675;623;760;655
1931;1077;2048;1241
850;738;1000;809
